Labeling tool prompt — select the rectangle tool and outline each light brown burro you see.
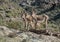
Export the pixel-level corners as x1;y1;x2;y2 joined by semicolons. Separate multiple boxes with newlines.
21;9;49;31
31;10;49;29
22;11;34;31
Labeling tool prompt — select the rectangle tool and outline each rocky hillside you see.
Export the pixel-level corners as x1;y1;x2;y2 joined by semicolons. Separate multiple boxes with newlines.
0;0;60;42
0;26;60;42
0;0;60;30
0;0;25;30
0;0;60;32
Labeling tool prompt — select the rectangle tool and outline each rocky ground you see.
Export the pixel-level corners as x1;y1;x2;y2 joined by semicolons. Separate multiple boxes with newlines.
0;26;60;42
0;0;60;42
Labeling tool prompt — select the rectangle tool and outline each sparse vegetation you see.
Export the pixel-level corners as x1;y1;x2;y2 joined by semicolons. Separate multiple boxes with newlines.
0;0;60;42
0;0;60;32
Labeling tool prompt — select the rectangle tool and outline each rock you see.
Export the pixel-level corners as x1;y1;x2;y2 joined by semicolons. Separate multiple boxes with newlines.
0;26;20;36
16;32;60;42
0;26;60;42
0;26;13;36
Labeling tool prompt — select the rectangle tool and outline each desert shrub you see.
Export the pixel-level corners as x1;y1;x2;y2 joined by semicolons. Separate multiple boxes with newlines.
6;21;23;30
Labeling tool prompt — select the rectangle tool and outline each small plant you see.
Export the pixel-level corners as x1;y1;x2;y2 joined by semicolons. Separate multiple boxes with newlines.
6;21;23;29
